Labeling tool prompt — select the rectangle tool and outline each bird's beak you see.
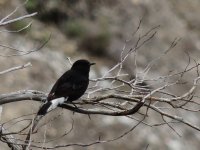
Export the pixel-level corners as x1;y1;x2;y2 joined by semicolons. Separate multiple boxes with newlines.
90;62;96;66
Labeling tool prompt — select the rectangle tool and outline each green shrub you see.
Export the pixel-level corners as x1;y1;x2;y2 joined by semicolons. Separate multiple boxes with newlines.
8;20;29;33
25;0;40;12
62;20;86;39
79;31;111;56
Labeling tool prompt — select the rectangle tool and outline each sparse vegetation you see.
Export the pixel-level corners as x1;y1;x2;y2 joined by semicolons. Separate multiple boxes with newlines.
62;20;86;39
79;31;111;56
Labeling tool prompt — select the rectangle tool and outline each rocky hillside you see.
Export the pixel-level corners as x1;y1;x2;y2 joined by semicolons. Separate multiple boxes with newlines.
0;0;200;149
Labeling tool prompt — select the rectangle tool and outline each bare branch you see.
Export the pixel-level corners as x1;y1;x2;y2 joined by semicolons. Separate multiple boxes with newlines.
0;124;23;150
0;62;32;75
0;13;37;27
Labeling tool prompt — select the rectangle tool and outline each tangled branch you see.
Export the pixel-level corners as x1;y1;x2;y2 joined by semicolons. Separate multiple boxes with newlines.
1;4;200;148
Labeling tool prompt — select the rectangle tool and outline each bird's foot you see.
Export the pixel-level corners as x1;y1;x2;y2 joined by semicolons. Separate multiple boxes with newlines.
71;102;79;109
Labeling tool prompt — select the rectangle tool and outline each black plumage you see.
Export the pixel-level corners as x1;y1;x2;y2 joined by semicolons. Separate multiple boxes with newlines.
37;59;95;116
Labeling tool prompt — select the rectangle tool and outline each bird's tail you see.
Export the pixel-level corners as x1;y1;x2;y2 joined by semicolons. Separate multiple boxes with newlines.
23;115;43;149
37;97;65;116
37;101;52;116
24;97;66;149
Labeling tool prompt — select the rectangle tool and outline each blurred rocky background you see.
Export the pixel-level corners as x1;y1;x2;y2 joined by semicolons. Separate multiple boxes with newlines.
0;0;200;149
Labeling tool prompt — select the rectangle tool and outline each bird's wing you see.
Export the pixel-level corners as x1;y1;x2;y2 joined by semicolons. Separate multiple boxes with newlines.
58;79;87;92
47;70;88;100
47;71;71;100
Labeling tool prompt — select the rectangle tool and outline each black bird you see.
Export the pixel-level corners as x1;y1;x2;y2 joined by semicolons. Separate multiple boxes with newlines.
37;59;95;116
24;59;95;148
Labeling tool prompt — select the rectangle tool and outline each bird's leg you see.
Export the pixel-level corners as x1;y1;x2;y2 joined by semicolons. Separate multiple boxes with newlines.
64;99;80;109
70;102;79;109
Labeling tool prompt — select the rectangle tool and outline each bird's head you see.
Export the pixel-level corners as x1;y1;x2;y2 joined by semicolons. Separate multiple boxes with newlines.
71;59;95;76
